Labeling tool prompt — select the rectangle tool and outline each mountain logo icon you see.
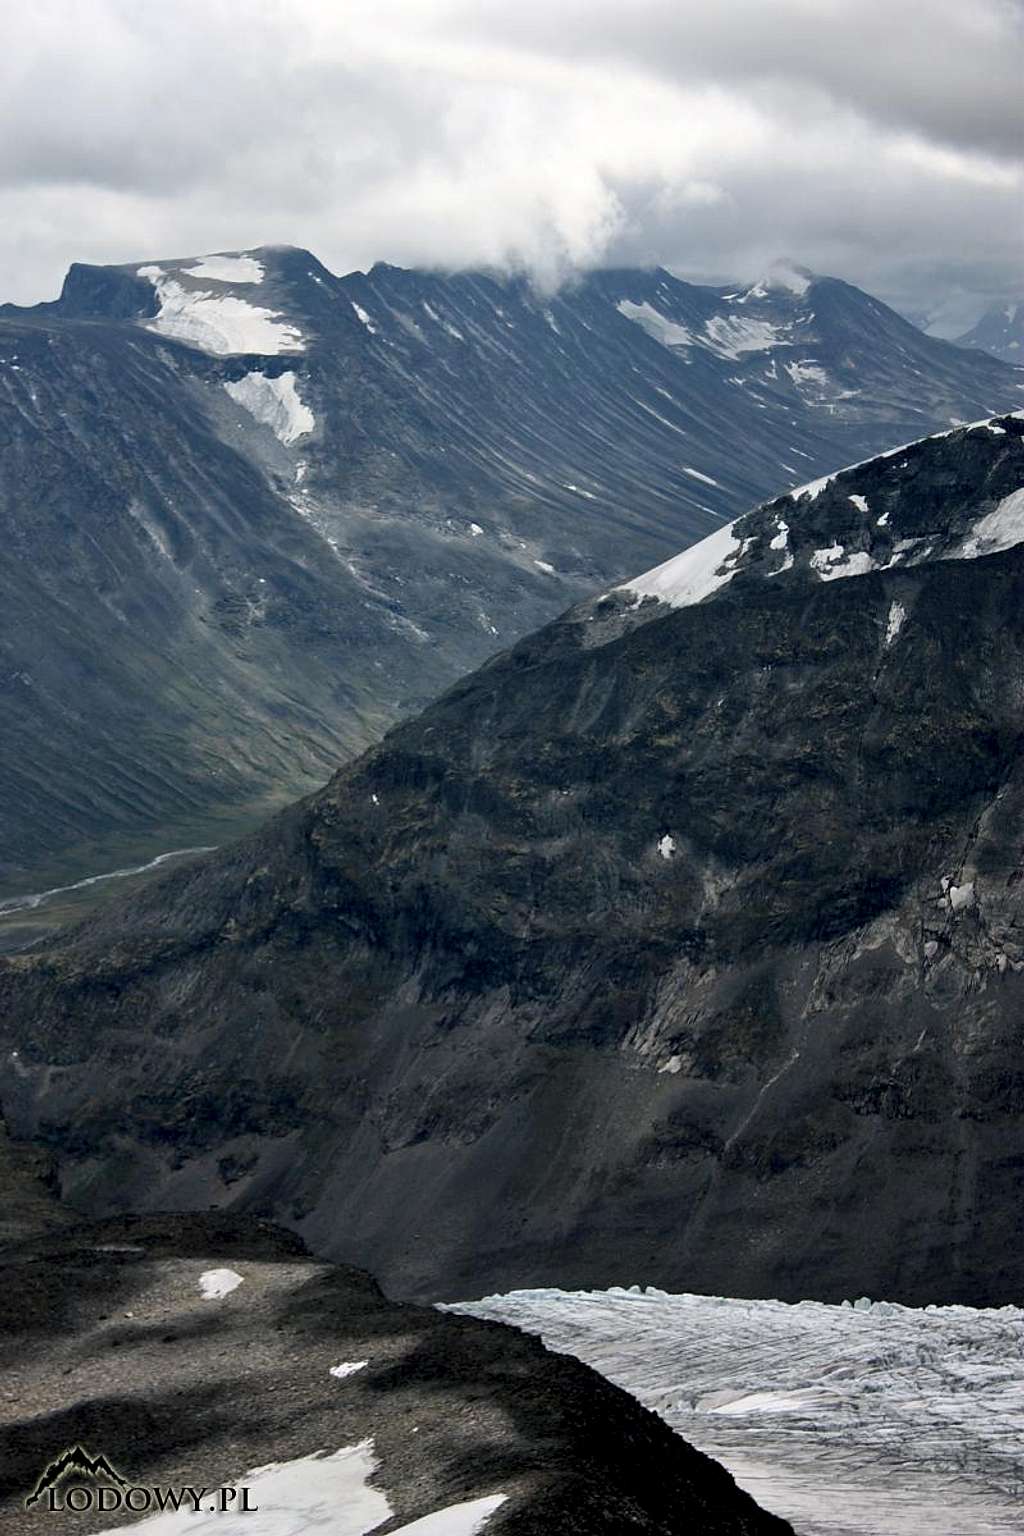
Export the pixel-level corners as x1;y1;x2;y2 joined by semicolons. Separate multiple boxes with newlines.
25;1445;130;1507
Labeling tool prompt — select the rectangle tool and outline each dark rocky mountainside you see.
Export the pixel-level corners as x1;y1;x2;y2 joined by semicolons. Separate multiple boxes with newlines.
954;300;1024;365
3;416;1024;1310
0;1213;790;1535
2;247;1020;894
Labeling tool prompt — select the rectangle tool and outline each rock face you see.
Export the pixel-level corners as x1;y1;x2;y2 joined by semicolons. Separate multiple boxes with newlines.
0;1213;791;1535
1;247;1021;892
955;301;1024;365
2;416;1024;1309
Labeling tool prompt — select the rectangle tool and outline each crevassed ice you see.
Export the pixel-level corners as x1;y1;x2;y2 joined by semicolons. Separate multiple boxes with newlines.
224;371;315;445
447;1287;1024;1536
138;268;303;356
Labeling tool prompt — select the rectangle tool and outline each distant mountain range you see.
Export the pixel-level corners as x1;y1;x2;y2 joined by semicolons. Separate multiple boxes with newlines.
3;412;1022;1312
955;301;1024;364
1;247;1021;894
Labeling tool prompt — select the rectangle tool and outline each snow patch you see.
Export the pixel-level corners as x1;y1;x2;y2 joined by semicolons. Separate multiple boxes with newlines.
849;494;869;513
769;519;789;551
351;302;378;334
658;834;676;860
330;1360;368;1379
186;254;264;284
534;559;556;574
885;601;907;646
785;360;829;389
564;483;597;499
957;488;1024;560
469;522;484;536
680;465;720;487
616;300;695;348
949;881;976;912
616;521;742;610
702;315;789;359
198;1268;244;1299
138;267;303;356
224;371;314;444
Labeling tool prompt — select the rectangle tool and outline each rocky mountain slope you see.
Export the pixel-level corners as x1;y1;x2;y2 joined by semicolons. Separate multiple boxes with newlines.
2;248;1021;896
954;300;1024;364
3;412;1024;1310
0;1213;790;1535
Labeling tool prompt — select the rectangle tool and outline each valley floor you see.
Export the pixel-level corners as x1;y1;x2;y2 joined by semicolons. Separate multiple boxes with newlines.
449;1287;1024;1535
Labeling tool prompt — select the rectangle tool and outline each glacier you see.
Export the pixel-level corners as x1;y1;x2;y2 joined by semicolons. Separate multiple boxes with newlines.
446;1286;1024;1536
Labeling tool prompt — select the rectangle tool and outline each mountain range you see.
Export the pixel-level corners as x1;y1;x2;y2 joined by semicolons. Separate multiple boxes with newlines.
955;300;1024;364
3;411;1022;1311
2;247;1021;899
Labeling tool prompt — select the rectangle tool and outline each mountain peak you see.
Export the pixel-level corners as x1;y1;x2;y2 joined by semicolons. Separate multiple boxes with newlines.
740;260;816;301
607;412;1024;616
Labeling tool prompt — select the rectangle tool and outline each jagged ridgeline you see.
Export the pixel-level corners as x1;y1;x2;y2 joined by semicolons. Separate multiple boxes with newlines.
1;415;1023;1309
1;248;1021;894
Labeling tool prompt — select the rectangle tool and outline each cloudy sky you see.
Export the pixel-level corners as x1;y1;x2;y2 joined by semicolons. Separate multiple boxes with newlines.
3;0;1021;330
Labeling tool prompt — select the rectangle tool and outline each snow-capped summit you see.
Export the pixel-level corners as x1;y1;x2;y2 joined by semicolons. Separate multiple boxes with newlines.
608;412;1024;614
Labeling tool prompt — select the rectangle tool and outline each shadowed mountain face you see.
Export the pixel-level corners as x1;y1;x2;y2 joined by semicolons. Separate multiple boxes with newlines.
1;247;1021;893
2;415;1023;1310
0;1214;791;1536
955;301;1024;365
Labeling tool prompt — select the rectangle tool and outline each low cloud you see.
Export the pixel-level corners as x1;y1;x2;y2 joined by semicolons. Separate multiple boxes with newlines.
1;0;1020;324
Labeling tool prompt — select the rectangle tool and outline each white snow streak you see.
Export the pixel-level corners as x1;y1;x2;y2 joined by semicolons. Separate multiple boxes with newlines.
885;601;907;646
680;465;720;487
